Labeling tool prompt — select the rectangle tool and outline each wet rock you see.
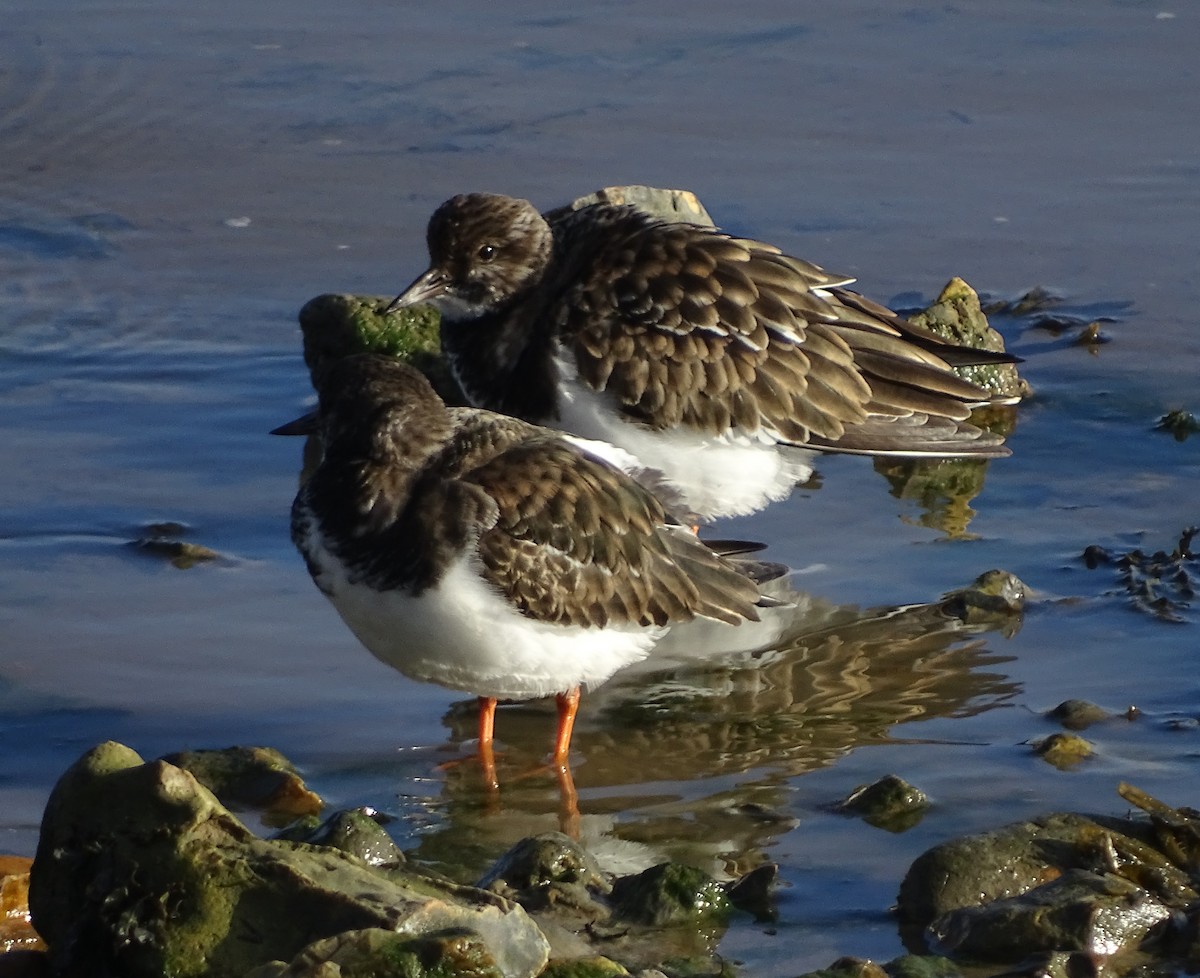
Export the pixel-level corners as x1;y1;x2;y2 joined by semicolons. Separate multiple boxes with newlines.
246;928;505;978
275;808;404;868
898;786;1200;967
883;955;963;978
1118;782;1200;874
794;957;891;978
838;775;929;832
163;745;323;824
538;955;630;978
129;522;221;569
723;863;777;921
298;292;456;401
1156;409;1200;442
1046;700;1113;732
29;742;548;978
545;186;714;227
928;869;1171;959
907;277;1029;400
478;833;610;915
938;570;1026;625
609;863;731;927
1031;733;1094;770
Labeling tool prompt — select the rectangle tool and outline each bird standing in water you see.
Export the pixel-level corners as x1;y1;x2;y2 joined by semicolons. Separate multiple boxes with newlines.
387;192;1017;522
289;354;765;789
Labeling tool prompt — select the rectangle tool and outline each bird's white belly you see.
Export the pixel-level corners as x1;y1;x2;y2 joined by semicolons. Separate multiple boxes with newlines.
553;369;813;521
302;527;663;700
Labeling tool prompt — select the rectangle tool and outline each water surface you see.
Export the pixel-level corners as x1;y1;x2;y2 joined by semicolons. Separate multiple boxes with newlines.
3;2;1199;972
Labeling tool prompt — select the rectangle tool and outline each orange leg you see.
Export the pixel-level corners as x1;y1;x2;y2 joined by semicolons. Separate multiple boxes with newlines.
478;696;499;791
553;687;581;768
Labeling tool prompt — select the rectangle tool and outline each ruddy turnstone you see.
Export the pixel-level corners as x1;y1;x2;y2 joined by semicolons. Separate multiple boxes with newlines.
289;353;765;778
386;193;1019;522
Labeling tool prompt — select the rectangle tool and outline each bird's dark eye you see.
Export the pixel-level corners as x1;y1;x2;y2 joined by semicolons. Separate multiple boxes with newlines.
477;244;497;262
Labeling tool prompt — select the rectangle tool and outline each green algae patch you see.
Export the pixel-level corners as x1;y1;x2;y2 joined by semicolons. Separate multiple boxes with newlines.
609;864;731;927
908;277;1028;400
538;955;629;978
29;743;548;978
248;928;504;978
298;293;459;403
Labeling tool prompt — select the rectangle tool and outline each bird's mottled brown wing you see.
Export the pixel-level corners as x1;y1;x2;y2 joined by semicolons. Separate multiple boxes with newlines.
460;433;762;628
553;208;1006;451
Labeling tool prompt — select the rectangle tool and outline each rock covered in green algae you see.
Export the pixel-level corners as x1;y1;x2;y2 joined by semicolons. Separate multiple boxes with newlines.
1031;732;1095;770
837;775;929;832
609;863;731;927
537;955;630;978
29;742;548;978
298;293;459;402
478;833;610;916
246;929;505;978
163;745;323;823
906;277;1029;400
938;569;1026;624
275;807;405;869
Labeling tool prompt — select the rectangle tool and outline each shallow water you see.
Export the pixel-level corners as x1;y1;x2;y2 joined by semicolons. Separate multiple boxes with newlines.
3;2;1199;972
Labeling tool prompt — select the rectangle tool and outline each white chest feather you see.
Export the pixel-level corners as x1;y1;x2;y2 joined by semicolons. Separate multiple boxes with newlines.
298;520;663;701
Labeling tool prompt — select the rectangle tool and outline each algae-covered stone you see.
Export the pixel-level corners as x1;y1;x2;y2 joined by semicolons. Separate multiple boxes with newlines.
298;293;458;402
478;832;610;918
793;957;890;978
1156;409;1200;441
907;277;1028;400
538;955;630;978
274;808;405;868
838;775;929;832
609;864;731;927
938;569;1026;623
29;742;548;978
163;745;323;823
479;833;608;895
928;869;1170;959
1032;733;1094;769
246;928;504;978
883;954;963;978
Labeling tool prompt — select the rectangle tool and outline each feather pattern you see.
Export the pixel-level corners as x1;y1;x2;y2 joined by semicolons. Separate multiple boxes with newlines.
388;192;1020;519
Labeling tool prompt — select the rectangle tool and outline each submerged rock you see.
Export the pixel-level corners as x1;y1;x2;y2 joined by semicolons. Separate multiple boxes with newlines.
1031;733;1094;770
837;775;929;832
1046;700;1116;732
29;743;548;978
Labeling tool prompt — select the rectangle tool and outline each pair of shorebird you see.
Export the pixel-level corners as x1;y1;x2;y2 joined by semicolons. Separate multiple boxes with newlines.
288;191;1019;783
